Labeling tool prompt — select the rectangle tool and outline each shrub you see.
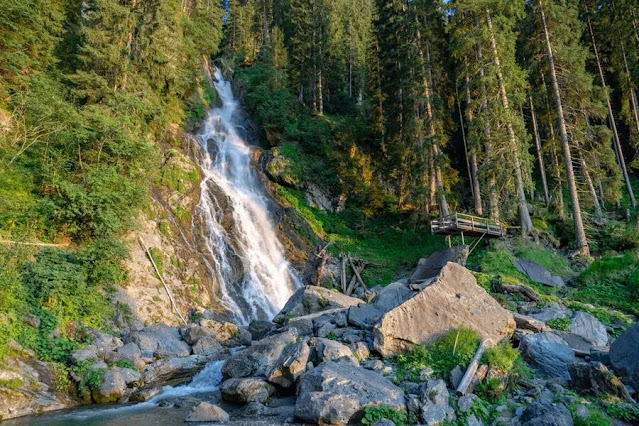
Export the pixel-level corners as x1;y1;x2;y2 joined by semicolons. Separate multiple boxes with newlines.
395;328;480;380
483;342;519;374
605;403;639;422
546;317;571;331
361;405;415;426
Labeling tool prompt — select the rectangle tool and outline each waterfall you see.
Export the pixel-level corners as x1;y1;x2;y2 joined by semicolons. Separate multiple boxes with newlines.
194;68;300;325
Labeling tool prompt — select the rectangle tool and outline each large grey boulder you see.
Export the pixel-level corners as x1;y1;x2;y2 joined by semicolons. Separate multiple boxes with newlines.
126;324;191;358
222;330;298;378
274;286;361;323
530;302;572;323
374;263;515;357
313;338;358;365
143;355;210;385
569;312;608;347
552;331;596;354
410;246;469;284
348;304;384;330
520;402;574;426
374;281;414;311
610;323;639;390
513;258;565;288
267;337;310;388
220;378;274;404
92;367;140;403
186;402;229;423
198;320;252;347
520;333;577;380
295;361;405;425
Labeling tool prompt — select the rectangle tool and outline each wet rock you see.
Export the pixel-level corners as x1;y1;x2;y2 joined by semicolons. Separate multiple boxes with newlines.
93;367;140;403
569;312;608;347
130;386;161;402
186;402;229;422
520;333;577;380
610;323;639;390
222;329;298;378
568;362;632;400
513;258;565;288
200;320;252;347
267;337;310;388
520;402;573;426
247;320;275;340
274;286;361;323
530;303;572;323
374;263;515;357
220;378;274;404
143;355;210;385
126;324;190;358
180;324;215;346
295;361;405;425
410;246;469;284
192;336;225;356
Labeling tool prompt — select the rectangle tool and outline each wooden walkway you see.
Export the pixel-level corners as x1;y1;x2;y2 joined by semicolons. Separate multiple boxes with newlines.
431;213;506;238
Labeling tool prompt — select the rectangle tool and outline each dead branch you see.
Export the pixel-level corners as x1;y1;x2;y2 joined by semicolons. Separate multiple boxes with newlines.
456;338;491;396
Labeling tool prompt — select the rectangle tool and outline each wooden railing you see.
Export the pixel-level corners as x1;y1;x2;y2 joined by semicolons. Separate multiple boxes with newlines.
430;213;506;237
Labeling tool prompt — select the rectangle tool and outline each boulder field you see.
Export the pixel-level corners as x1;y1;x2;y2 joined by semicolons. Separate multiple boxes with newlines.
2;246;637;425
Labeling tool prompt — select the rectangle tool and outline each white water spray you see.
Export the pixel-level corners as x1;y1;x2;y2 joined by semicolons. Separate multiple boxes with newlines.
194;68;300;324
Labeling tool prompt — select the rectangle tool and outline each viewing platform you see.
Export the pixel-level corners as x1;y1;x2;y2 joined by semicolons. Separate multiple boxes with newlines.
431;213;506;239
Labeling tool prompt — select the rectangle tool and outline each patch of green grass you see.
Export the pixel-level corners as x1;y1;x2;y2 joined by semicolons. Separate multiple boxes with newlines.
513;238;572;278
483;342;519;374
395;328;480;381
604;403;639;422
569;253;639;317
571;405;611;426
149;247;164;278
546;316;571;331
0;378;23;389
361;405;415;426
274;185;446;286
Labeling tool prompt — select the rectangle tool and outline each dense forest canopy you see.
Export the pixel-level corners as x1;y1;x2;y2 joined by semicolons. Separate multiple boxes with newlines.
1;0;639;389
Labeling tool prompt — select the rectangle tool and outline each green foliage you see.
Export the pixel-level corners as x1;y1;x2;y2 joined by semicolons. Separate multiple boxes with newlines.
483;342;519;374
0;378;24;389
475;377;507;403
149;247;165;278
361;405;415;426
71;359;106;400
547;317;571;331
113;359;137;371
513;239;572;278
395;328;480;381
572;406;611;426
275;185;446;286
604;403;639;422
570;253;639;316
590;221;639;253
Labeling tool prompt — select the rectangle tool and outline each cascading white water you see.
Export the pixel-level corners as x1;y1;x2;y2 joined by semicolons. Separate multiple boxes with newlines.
194;68;300;324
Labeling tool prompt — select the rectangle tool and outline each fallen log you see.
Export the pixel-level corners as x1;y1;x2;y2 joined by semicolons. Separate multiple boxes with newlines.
349;256;368;291
456;339;491;396
315;241;334;285
340;255;347;293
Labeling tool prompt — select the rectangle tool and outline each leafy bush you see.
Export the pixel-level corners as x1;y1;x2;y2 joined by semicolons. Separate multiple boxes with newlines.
546;317;571;331
361;405;415;426
483;342;520;374
395;328;480;381
605;403;639;422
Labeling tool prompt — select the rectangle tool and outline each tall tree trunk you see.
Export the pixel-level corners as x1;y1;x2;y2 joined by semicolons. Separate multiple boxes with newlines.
464;73;483;215
589;17;637;207
580;152;603;218
424;41;449;218
486;9;533;235
530;96;550;205
539;0;589;256
476;19;499;219
622;44;639;140
632;8;639;44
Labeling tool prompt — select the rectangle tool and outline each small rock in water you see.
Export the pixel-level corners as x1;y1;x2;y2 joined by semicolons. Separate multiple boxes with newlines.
186;402;229;423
